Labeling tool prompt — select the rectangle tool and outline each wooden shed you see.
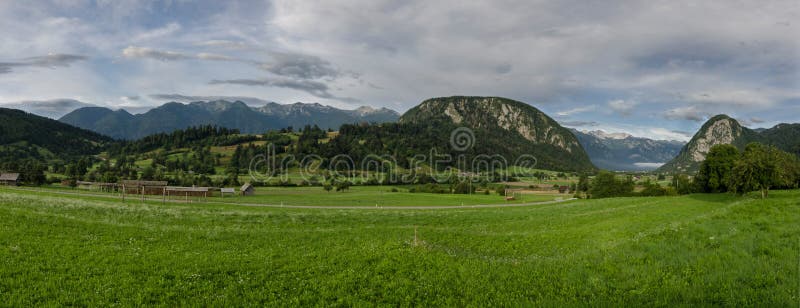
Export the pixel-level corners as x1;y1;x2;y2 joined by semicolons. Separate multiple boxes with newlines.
241;183;255;196
0;173;20;186
120;180;168;195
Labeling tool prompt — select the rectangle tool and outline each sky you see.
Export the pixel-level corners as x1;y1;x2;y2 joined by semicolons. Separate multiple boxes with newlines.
0;0;797;141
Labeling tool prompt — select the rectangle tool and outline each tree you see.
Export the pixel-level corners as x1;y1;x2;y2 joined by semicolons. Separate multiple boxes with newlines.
140;166;155;180
671;174;693;195
727;143;781;198
695;144;739;193
577;173;589;192
589;171;633;198
452;180;475;194
334;181;351;192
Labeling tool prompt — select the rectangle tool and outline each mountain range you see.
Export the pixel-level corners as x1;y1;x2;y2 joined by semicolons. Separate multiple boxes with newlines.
658;115;800;173
59;101;400;139
571;129;685;171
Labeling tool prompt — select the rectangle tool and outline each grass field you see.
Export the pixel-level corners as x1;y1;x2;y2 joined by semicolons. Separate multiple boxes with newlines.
29;185;565;207
0;188;798;305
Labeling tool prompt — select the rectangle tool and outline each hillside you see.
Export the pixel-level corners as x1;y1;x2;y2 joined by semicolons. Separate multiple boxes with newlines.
398;96;596;171
0;108;112;161
658;115;799;173
60;100;399;139
571;129;684;171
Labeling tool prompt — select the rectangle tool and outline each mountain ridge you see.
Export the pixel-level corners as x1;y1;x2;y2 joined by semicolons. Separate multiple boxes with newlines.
60;100;400;139
399;96;596;171
570;129;684;171
658;115;799;173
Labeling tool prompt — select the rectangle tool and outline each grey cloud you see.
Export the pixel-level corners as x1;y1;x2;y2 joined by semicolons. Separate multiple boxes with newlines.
608;100;637;116
0;54;88;74
122;46;192;61
494;63;512;74
122;46;348;81
664;106;709;122
260;52;342;79
209;77;359;103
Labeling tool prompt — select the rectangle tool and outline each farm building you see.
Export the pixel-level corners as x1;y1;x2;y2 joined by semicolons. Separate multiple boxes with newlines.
241;183;255;196
120;180;168;195
0;173;20;186
165;186;211;201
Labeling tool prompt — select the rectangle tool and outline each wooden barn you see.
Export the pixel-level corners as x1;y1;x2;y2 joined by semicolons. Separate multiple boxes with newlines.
0;173;20;186
241;183;255;196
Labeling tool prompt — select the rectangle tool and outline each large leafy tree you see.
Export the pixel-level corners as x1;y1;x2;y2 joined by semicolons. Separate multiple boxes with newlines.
694;144;739;193
727;143;798;198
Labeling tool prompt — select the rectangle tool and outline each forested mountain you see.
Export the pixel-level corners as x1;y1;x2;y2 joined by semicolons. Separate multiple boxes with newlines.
571;129;684;171
60;100;399;139
0;108;112;183
0;108;111;157
658;115;800;173
399;96;596;171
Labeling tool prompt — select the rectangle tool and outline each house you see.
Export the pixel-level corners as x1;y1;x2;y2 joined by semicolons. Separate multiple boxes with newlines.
241;183;255;196
0;173;20;186
558;185;569;193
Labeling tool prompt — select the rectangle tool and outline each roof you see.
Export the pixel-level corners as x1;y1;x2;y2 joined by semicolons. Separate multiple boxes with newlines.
120;180;168;186
0;173;20;181
241;183;253;191
165;186;209;192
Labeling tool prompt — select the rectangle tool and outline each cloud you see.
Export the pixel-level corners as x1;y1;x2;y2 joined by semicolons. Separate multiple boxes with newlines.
749;117;765;124
133;22;181;42
0;54;88;74
556;105;596;117
664;106;710;122
195;40;251;50
1;98;95;119
209;77;359;102
494;63;512;74
608;100;637;116
122;46;191;61
633;162;665;168
561;120;600;127
259;52;342;79
683;90;773;107
121;46;344;80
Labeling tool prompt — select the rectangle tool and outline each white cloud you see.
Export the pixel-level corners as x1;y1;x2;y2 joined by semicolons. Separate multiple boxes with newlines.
556;105;596;117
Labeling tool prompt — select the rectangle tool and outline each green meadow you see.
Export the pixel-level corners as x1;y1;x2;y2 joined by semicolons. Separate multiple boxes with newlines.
0;188;798;305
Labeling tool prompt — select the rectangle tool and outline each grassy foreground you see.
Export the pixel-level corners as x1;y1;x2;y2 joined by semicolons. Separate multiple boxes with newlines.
0;189;798;305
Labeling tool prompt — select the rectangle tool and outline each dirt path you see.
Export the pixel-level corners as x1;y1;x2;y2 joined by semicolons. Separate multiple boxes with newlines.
1;187;578;210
